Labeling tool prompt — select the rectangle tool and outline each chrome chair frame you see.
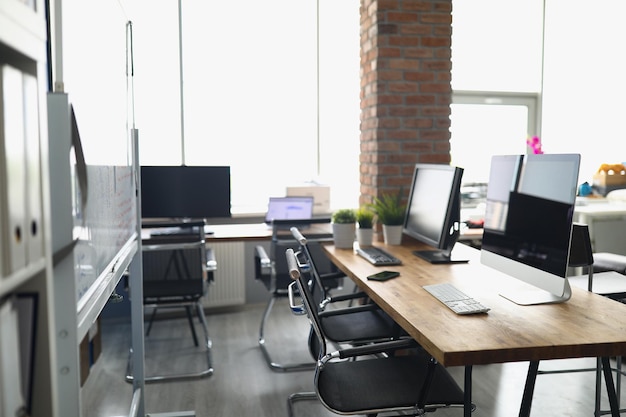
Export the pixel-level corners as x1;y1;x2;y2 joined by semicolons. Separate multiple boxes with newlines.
126;221;214;383
255;218;340;372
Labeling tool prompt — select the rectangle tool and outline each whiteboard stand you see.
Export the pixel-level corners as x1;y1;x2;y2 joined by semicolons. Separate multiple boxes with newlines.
131;128;198;416
130;127;146;417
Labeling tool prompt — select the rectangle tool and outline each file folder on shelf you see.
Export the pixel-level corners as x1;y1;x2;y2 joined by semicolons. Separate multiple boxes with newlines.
16;293;37;415
22;72;44;265
0;296;27;417
0;64;27;276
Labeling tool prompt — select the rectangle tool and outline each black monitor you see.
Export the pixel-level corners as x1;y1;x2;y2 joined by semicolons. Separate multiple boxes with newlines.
140;165;231;220
403;163;468;264
480;153;580;305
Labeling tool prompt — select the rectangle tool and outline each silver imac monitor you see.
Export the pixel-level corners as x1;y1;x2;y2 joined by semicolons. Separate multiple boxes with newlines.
480;153;581;305
403;163;468;264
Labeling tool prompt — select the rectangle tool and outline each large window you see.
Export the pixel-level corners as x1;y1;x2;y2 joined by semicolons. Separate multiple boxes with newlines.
450;0;544;184
452;0;626;185
541;0;626;182
129;0;626;218
130;0;360;215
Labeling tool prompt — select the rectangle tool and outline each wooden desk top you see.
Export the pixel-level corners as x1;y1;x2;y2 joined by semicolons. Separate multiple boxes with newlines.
323;241;626;367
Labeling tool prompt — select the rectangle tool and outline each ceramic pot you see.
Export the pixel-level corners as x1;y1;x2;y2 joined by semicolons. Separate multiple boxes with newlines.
382;224;403;245
332;223;356;249
356;228;374;247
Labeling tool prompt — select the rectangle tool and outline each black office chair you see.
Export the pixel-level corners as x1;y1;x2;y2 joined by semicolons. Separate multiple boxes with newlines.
126;221;213;383
289;226;405;359
285;248;467;417
254;218;345;372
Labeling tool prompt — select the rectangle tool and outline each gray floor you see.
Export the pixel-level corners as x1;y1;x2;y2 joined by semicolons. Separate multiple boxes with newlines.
82;299;626;417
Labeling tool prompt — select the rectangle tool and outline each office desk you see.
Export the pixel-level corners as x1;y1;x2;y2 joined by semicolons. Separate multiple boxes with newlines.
323;241;626;417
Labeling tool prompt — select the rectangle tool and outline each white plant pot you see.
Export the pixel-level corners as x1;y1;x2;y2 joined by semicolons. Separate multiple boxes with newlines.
382;224;403;245
356;228;374;247
332;223;356;249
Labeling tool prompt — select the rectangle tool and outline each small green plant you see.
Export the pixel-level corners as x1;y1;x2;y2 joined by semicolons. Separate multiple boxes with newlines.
369;191;406;226
331;208;356;224
355;207;375;229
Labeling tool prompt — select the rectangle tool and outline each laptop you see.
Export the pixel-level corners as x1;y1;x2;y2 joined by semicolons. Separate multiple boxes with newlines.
264;196;314;224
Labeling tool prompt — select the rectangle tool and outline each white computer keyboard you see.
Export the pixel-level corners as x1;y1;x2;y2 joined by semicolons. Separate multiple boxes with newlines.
422;283;490;315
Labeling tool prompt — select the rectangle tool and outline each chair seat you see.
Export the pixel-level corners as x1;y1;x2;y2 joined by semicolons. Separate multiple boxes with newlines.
593;252;626;275
320;308;402;343
144;281;205;300
317;351;464;413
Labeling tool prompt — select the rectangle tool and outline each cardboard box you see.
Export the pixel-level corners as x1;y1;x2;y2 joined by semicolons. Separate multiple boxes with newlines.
593;171;626;187
286;183;331;215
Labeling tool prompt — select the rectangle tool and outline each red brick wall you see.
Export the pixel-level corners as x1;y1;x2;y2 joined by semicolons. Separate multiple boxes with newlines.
359;0;453;206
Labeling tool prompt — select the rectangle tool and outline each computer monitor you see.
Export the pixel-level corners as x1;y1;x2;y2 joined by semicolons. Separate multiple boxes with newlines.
480;153;580;305
403;163;468;264
140;165;231;220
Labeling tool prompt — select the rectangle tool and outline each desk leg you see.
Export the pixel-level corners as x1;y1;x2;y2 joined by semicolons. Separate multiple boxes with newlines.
519;360;539;417
596;357;602;417
464;365;472;417
601;356;620;417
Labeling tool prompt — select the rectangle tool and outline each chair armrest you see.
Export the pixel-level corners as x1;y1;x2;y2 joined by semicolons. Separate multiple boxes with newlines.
203;247;216;285
206;247;217;272
326;292;369;303
254;245;272;277
327;338;419;361
317;303;381;317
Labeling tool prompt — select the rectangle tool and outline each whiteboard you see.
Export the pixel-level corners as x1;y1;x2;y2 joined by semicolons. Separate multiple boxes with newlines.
74;164;137;339
75;165;137;302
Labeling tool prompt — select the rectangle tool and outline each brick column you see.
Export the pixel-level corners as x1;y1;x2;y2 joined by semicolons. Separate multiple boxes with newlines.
359;0;453;206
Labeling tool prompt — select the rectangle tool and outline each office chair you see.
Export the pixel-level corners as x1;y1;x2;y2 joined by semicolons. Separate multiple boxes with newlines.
289;226;405;358
285;248;467;417
254;218;345;372
126;221;214;383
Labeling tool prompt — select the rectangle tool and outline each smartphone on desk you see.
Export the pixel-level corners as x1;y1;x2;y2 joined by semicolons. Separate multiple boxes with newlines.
367;270;400;281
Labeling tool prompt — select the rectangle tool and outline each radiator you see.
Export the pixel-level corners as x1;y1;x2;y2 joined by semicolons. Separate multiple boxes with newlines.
203;241;246;308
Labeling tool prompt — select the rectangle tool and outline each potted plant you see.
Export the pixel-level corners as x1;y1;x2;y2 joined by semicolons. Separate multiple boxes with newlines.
355;207;375;247
370;192;406;245
331;208;356;249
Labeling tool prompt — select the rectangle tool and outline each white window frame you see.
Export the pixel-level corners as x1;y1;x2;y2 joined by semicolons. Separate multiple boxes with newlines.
452;91;541;140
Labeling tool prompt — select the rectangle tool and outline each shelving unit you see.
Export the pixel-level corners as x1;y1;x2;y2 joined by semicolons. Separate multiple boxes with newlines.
0;0;56;416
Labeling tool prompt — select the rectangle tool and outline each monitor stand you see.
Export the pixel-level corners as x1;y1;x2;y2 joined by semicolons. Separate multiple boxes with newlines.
412;250;469;264
499;283;572;306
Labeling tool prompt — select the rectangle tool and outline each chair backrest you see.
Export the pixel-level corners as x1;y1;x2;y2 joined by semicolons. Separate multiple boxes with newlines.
267;219;336;294
290;227;338;309
286;248;328;360
142;222;207;301
568;222;594;292
569;223;594;268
